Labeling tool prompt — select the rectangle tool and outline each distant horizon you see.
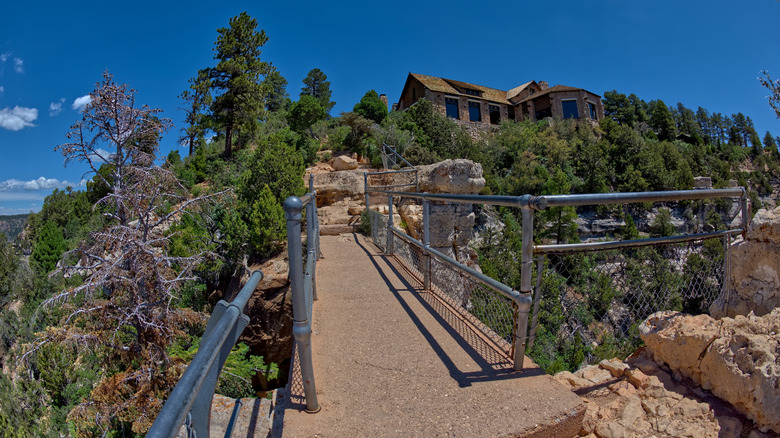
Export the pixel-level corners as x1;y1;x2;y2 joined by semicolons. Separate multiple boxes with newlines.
2;0;779;214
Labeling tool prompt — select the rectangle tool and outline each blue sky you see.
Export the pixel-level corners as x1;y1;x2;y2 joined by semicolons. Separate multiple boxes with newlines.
1;0;779;215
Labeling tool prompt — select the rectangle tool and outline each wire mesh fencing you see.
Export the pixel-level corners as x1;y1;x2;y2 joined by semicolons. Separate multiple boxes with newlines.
427;255;516;354
529;230;734;371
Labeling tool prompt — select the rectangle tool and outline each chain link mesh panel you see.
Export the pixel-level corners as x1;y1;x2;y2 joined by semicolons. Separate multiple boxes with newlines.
532;235;729;367
428;256;515;354
367;209;387;252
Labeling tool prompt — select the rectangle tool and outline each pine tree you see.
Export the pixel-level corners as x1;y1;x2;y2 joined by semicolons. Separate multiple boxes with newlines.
300;68;335;113
210;12;272;158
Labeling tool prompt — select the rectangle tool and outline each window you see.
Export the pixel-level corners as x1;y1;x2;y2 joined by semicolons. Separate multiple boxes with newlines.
468;101;481;122
561;100;579;119
489;104;501;124
445;97;459;119
588;102;597;119
463;89;481;96
508;105;516;121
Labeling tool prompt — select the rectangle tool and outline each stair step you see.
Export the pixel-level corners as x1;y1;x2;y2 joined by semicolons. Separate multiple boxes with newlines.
320;224;359;236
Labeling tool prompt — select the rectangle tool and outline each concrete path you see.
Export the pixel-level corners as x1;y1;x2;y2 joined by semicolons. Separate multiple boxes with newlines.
274;234;584;438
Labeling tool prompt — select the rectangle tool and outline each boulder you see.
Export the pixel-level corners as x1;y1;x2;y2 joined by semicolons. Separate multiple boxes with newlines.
417;159;485;195
639;309;780;433
332;155;359;171
711;206;780;318
311;169;364;207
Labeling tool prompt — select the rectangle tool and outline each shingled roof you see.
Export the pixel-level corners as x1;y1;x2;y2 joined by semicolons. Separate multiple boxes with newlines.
517;85;601;103
409;73;511;104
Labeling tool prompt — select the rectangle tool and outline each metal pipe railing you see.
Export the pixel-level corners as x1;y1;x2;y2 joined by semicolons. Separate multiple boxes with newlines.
148;270;264;438
367;186;748;372
284;195;320;413
534;228;744;254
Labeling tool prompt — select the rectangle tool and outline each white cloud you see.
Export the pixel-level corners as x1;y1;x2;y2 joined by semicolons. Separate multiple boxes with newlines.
13;58;23;74
72;95;92;111
88;148;112;164
49;98;65;116
0;106;38;131
0;177;82;194
0;86;4;93
0;52;9;63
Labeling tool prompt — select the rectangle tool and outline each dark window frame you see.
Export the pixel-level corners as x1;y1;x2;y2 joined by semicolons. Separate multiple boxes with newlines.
489;104;501;125
561;99;579;119
468;101;482;122
445;97;459;119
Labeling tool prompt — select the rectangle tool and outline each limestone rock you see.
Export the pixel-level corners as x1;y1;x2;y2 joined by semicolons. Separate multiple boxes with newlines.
311;169;364;206
417;159;485;195
711;206;780;318
332;155;359;171
639;309;780;433
599;358;630;378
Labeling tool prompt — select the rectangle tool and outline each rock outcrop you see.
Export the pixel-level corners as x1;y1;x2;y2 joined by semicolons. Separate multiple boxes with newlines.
711;206;780;318
555;352;726;437
331;155;358;171
639;309;780;434
416;159;486;195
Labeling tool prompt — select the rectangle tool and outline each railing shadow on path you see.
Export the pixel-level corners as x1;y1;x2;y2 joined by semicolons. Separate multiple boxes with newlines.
351;233;545;388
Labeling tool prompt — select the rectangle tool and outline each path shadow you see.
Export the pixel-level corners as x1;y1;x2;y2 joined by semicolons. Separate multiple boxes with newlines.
351;233;545;387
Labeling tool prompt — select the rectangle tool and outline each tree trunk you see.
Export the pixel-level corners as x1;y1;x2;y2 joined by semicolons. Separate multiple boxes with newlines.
224;125;233;159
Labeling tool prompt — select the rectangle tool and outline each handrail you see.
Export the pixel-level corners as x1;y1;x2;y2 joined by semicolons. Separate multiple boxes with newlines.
382;143;417;169
147;270;264;438
283;174;321;413
368;186;749;371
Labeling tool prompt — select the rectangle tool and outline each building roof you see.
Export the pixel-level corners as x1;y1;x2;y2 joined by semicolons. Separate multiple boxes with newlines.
506;81;534;101
517;85;601;103
409;73;511;104
400;73;602;108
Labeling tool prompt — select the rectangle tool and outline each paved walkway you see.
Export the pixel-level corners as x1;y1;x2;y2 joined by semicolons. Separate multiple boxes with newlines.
273;234;584;437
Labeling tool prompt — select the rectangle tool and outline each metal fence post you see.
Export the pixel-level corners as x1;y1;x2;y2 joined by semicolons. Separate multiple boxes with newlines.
306;200;318;301
513;196;535;371
422;195;431;291
364;172;370;213
284;196;320;413
387;194;394;255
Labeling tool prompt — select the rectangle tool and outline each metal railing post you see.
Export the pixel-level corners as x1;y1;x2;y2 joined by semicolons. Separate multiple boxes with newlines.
387;194;394;255
527;257;544;350
422;195;431;291
306;200;318;301
364;172;370;213
284;196;320;413
513;197;535;371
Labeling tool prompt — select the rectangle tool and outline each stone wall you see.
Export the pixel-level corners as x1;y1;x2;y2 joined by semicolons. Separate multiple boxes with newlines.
710;206;780;318
639;309;780;434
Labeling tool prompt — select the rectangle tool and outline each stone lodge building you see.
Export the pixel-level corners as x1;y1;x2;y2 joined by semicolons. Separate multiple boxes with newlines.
394;73;604;125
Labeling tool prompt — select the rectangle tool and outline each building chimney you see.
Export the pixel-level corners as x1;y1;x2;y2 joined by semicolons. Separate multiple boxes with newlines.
379;93;389;109
539;81;549;90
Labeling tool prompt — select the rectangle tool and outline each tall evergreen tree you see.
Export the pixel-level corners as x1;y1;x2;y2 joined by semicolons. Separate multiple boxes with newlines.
649;100;677;141
179;69;212;155
263;70;289;112
763;131;777;153
210;12;272;158
300;68;335;113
